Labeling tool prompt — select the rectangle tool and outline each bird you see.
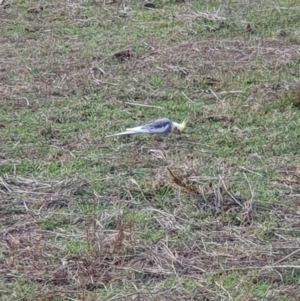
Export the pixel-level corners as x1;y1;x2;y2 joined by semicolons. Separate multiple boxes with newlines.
105;117;187;138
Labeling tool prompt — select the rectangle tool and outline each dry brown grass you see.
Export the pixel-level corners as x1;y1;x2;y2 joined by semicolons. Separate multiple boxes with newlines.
1;169;300;300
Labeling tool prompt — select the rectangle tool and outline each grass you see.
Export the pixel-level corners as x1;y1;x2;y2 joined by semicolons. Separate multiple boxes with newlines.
1;0;300;300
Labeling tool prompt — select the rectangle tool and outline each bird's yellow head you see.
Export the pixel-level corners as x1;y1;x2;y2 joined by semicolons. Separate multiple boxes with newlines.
173;119;187;132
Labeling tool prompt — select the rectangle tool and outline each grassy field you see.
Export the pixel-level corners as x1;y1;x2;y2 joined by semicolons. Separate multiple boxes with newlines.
1;0;300;300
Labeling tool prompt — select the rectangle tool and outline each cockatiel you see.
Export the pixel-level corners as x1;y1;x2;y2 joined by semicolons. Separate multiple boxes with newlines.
105;118;187;138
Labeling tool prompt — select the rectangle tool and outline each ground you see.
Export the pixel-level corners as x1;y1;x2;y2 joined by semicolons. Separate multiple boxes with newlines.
1;0;300;300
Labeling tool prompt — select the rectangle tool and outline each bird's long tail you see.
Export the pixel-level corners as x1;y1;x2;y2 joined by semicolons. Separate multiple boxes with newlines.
105;131;137;137
105;127;149;137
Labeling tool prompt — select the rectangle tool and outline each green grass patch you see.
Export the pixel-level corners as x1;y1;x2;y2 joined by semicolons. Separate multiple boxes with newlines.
1;0;300;300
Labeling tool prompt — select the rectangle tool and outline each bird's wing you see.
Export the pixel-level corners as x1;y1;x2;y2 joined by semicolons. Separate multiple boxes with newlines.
141;118;172;134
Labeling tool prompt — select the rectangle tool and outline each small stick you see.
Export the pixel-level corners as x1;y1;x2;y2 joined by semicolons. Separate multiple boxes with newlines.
124;102;163;109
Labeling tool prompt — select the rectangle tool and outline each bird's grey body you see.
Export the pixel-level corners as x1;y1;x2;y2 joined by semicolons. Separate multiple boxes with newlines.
133;118;173;135
105;117;186;138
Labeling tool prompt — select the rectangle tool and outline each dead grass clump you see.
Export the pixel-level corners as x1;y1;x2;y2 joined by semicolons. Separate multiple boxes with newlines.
110;219;134;254
290;80;300;107
167;167;200;195
113;50;134;62
27;5;49;14
144;2;156;9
